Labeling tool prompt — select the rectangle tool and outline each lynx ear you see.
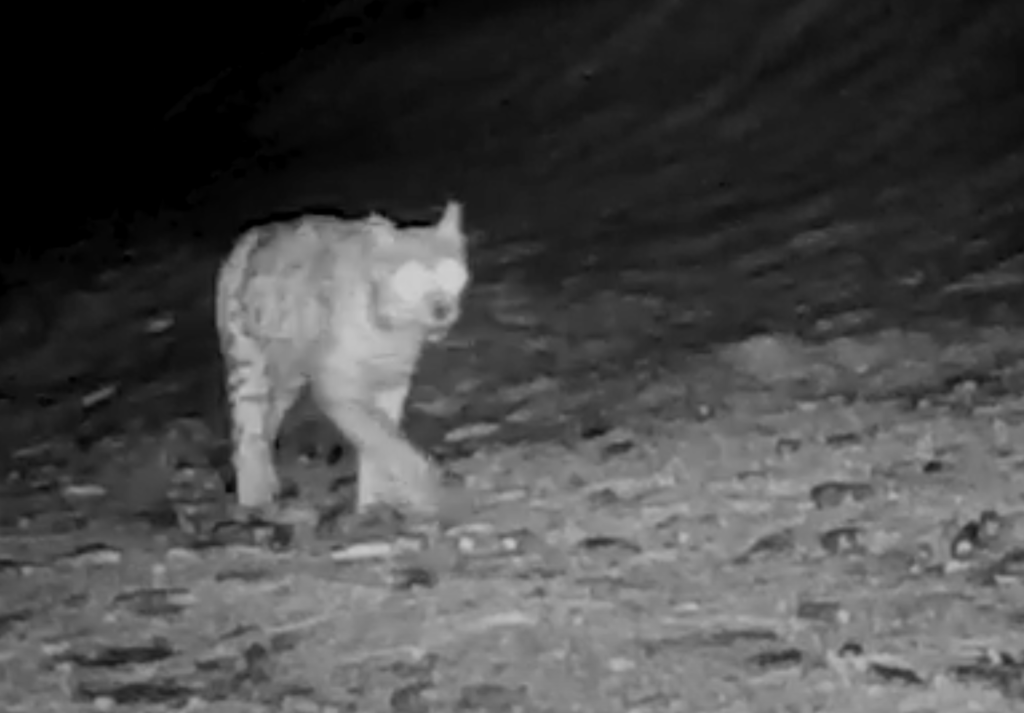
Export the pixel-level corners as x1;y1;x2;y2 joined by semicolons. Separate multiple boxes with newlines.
436;201;464;244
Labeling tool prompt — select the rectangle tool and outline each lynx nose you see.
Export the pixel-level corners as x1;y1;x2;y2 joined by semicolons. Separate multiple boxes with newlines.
430;299;455;324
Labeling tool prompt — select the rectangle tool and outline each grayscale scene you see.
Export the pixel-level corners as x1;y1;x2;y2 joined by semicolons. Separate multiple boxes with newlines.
2;0;1022;710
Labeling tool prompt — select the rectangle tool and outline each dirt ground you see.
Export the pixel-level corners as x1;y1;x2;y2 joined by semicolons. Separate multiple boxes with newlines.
2;324;1023;712
1;0;1022;711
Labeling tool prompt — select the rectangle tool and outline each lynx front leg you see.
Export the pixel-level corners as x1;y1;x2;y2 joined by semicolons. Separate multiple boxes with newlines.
314;379;437;514
362;384;439;512
353;384;410;511
355;440;438;514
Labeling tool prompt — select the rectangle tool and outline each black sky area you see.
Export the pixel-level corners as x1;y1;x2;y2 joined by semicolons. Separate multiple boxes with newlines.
60;0;542;222
46;0;1023;244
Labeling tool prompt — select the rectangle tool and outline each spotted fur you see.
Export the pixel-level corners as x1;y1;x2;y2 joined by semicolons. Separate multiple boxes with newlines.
215;202;469;513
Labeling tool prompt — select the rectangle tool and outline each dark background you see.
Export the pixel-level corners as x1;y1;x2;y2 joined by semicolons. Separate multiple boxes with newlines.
21;1;492;289
23;0;1024;273
56;1;513;221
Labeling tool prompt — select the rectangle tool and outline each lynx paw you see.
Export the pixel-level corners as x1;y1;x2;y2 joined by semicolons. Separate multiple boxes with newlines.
357;444;440;515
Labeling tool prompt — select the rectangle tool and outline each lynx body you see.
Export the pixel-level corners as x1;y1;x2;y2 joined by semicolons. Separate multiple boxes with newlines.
215;202;469;513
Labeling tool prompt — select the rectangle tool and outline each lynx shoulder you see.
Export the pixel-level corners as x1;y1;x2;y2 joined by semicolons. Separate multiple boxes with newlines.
215;202;469;513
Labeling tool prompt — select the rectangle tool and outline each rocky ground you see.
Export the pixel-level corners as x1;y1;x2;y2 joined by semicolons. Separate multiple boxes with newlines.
1;0;1023;711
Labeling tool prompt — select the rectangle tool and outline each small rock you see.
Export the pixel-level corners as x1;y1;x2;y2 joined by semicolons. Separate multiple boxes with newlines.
692;627;780;648
747;647;804;671
0;608;33;637
809;481;875;509
454;527;540;559
871;546;934;577
75;681;194;707
951;521;985;560
113;587;196;617
578;420;612;440
390;565;438;591
144;313;175;333
820;526;864;556
600;438;635;457
795;600;845;624
0;557;37;575
454;683;528;713
330;538;422;563
215;567;276;583
824;431;865;447
775;437;802;456
254;522;295;551
60;543;123;567
951;510;1009;560
497;376;558;403
445;422;501;443
736;467;771;482
587;487;625;508
837;641;864;657
81;384;118;408
734;528;796;564
390;681;433;713
61;483;107;499
576;535;642;556
866;661;925;686
948;652;1024;699
55;638;176;668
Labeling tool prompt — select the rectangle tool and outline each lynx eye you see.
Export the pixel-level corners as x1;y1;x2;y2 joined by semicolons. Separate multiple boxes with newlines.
434;259;468;293
391;262;431;300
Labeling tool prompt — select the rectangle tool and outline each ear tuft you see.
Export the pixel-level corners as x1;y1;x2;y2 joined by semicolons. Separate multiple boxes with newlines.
436;201;464;243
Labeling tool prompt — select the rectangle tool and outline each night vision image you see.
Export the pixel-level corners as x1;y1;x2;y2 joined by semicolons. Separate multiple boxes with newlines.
2;1;1022;710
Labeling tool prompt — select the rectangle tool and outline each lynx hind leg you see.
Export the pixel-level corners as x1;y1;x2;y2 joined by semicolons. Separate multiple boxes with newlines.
218;312;299;507
219;331;280;508
217;230;307;510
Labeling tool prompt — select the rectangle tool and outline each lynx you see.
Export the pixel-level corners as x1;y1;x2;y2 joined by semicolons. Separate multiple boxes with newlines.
215;202;469;515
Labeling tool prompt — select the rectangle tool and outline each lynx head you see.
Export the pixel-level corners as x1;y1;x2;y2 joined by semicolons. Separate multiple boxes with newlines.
367;201;469;341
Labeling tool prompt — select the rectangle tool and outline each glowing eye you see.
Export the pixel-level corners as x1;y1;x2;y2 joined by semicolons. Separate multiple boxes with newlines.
434;259;468;292
392;262;431;300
